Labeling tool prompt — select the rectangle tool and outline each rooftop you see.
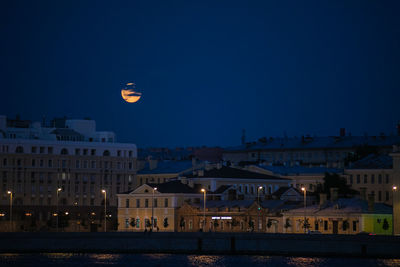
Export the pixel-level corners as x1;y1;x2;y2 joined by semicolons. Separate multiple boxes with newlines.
186;166;289;180
225;135;400;152
147;180;201;194
258;165;343;176
284;197;392;215
138;160;196;175
348;154;393;169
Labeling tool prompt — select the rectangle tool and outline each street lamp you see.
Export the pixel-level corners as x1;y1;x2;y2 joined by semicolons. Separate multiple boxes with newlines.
56;188;62;232
257;186;263;231
201;189;206;231
102;189;107;232
301;187;307;233
7;191;12;232
152;187;157;231
392;185;397;236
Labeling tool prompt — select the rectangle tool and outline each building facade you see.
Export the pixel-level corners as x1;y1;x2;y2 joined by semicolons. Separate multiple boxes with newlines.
0;115;137;232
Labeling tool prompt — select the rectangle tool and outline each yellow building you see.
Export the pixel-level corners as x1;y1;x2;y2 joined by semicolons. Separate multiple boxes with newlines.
117;180;203;232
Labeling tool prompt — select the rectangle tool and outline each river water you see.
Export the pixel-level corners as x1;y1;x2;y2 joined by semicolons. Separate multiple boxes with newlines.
0;253;399;266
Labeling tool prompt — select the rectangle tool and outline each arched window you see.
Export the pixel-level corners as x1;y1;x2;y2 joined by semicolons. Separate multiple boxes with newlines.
61;148;69;155
15;146;24;153
103;150;110;156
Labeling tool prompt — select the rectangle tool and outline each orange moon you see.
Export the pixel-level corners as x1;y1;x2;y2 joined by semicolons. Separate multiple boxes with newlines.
121;83;142;103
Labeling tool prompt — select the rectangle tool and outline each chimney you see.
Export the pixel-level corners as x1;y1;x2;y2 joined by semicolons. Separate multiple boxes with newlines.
359;187;367;201
340;128;346;137
368;193;375;212
319;193;327;207
330;188;338;201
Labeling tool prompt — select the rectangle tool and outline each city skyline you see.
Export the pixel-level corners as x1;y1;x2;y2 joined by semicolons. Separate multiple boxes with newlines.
1;0;400;148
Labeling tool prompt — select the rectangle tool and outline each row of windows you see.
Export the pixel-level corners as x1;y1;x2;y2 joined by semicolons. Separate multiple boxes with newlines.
2;158;134;170
2;172;132;184
2;145;134;158
125;198;169;208
349;174;390;185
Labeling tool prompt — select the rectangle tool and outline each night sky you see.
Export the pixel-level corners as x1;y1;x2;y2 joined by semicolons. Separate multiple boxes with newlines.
1;0;400;148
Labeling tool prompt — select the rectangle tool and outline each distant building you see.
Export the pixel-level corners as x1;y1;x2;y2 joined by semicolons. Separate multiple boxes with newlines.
344;154;394;204
248;165;342;192
0;115;137;232
134;159;202;188
181;165;291;200
223;133;400;168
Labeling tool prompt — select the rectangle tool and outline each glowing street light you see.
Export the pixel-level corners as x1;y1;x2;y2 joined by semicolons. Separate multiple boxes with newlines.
301;187;307;233
152;187;157;231
393;185;398;236
102;189;107;232
257;186;263;231
56;188;62;232
7;191;12;232
201;189;206;231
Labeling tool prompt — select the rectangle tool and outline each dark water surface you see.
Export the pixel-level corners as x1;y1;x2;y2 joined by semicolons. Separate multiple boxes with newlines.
0;253;399;267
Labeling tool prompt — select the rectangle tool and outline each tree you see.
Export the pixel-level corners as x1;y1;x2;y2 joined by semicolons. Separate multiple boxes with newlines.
315;173;358;199
163;217;169;228
302;218;310;231
383;219;389;231
344;145;378;166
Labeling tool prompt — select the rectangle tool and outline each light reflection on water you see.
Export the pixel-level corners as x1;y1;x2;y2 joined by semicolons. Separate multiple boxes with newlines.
0;253;398;266
187;255;224;266
88;253;122;264
286;256;325;267
379;259;400;267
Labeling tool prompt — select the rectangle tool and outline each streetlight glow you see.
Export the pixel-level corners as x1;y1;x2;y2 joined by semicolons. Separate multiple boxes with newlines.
302;187;307;233
56;188;62;232
102;189;107;232
7;191;12;231
201;189;206;231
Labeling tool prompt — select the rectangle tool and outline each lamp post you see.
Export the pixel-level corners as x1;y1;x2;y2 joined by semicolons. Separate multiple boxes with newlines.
102;189;106;232
393;185;397;236
152;187;157;231
301;187;306;234
56;188;62;232
257;186;263;232
201;189;206;231
7;191;12;232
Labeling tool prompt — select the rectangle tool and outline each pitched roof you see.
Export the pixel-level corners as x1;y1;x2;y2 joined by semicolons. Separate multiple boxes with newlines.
147;180;200;194
225;135;400;152
259;165;343;176
138;160;195;174
284;197;392;215
186;166;289;180
348;154;393;169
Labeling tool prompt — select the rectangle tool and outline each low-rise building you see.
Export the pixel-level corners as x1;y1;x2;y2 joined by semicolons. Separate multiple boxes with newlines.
117;180;203;232
282;195;393;235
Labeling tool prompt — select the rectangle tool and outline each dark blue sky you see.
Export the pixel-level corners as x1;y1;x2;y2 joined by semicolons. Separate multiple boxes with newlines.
1;0;400;147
